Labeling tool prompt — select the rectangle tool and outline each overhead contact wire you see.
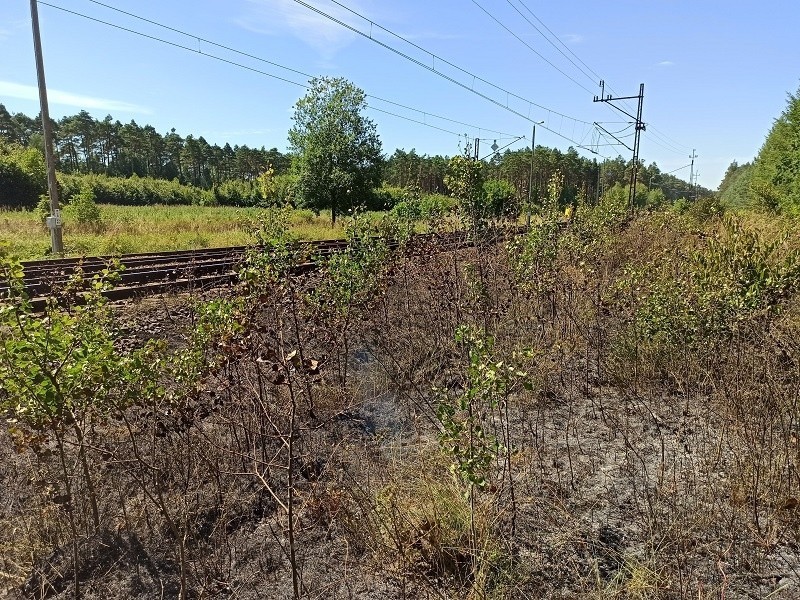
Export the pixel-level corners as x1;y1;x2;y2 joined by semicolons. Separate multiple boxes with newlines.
291;0;608;156
40;1;518;140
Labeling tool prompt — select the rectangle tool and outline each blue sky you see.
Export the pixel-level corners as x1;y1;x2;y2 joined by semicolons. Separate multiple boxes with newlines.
1;0;799;189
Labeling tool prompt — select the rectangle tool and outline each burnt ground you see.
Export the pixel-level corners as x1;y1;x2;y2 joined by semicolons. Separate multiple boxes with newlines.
3;221;800;599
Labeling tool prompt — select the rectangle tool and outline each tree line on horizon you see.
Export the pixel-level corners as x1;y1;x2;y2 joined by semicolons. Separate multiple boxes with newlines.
0;101;708;212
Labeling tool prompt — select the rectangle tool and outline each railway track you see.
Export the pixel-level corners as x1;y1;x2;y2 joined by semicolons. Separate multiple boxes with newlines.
2;239;350;306
1;228;521;308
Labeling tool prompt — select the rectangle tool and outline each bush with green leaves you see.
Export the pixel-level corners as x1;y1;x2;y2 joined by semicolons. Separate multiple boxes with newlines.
212;171;298;208
67;186;103;229
558;180;630;263
0;250;163;550
0;256;153;432
389;199;421;222
685;194;725;223
307;213;391;385
371;185;407;211
389;189;455;232
616;217;800;369
311;213;390;320
506;171;564;294
483;178;518;218
35;193;51;223
0;141;46;209
388;186;423;222
58;172;213;206
213;178;262;207
419;193;455;218
239;207;301;290
435;326;530;490
671;197;691;214
445;153;487;231
264;172;298;207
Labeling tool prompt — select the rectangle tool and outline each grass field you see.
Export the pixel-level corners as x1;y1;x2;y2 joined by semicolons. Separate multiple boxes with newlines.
0;205;350;259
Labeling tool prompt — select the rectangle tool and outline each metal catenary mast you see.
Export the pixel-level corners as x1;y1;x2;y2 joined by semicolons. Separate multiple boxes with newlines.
593;81;645;208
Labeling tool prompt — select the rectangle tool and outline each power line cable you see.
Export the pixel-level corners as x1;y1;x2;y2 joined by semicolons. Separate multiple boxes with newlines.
46;0;612;158
646;127;691;153
511;0;603;84
508;0;692;155
300;0;592;126
468;0;594;94
40;1;519;140
80;0;517;137
291;0;612;157
663;163;691;175
508;0;637;114
509;0;664;142
500;0;600;88
367;106;461;137
478;136;526;160
644;135;690;156
40;2;309;87
602;123;635;136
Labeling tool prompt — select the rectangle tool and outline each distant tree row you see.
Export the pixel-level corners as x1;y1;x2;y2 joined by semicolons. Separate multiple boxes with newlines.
0;104;290;188
1;90;706;214
384;146;710;208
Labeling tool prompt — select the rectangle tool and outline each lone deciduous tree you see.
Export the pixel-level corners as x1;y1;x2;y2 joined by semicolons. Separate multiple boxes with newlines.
288;77;382;224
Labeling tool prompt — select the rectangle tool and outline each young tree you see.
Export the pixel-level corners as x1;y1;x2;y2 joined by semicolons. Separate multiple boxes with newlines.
288;77;382;224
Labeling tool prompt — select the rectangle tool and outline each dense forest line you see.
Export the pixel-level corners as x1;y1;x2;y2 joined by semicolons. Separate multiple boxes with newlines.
718;86;800;214
0;103;708;211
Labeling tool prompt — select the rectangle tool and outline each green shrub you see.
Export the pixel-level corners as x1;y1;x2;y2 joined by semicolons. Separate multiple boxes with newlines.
388;190;454;233
419;193;454;216
35;194;51;223
68;187;102;229
507;172;563;294
617;217;800;374
290;208;315;224
368;186;406;211
264;173;298;207
58;172;212;206
671;198;691;214
214;179;261;207
0;142;47;209
390;200;422;222
686;195;724;223
483;179;518;218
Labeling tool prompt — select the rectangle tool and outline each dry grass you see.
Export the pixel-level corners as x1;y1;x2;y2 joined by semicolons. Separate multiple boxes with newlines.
0;205;352;259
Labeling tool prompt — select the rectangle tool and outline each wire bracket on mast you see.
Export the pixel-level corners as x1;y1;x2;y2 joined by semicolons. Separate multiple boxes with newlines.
593;80;645;207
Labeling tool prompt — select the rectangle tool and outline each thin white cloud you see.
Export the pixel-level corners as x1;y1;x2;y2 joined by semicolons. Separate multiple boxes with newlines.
0;81;152;114
0;19;26;41
656;60;675;67
235;0;372;60
562;33;583;45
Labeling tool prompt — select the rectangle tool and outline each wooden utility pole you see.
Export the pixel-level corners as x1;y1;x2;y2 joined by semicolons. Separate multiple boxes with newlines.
30;0;63;254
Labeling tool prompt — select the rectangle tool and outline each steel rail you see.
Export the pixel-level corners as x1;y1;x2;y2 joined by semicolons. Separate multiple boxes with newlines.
2;228;525;309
